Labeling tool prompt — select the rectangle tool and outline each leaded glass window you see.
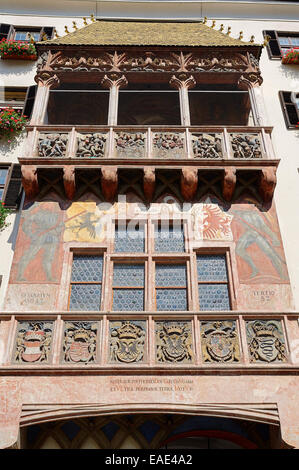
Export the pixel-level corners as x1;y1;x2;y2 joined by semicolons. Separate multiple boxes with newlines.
69;255;103;311
154;223;185;253
197;254;230;311
114;223;145;253
112;263;145;311
155;264;187;311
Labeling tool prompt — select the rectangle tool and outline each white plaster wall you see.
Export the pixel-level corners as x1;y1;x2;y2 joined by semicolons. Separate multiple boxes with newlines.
0;1;298;309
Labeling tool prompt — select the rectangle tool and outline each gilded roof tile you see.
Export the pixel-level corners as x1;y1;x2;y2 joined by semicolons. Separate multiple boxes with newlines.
42;20;259;47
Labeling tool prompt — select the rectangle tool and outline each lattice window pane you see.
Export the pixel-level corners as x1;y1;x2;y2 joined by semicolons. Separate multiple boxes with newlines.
114;224;145;253
156;289;187;311
71;255;103;282
156;264;187;287
69;284;102;311
155;225;185;252
113;264;144;287
198;284;230;311
197;255;228;282
112;289;144;311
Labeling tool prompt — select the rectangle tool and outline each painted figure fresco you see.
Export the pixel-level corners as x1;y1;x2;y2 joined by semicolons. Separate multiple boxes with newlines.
230;200;288;283
13;201;64;283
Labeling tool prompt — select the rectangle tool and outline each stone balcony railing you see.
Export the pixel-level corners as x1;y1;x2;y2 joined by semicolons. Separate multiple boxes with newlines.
21;125;277;164
0;311;297;370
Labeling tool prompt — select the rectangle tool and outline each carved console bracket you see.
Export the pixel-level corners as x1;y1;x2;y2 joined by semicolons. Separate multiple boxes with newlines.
238;73;263;90
143;167;155;202
34;72;60;89
21;165;39;200
259;167;277;202
222;168;236;202
63;166;76;200
181;167;198;201
101;73;128;90
169;73;196;90
101;166;118;202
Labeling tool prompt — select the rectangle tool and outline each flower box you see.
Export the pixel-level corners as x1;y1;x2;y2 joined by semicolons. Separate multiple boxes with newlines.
0;39;37;60
1;53;37;60
0;108;27;139
281;49;299;65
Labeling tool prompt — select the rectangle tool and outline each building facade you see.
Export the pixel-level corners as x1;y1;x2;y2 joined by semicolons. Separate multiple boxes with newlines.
0;0;298;449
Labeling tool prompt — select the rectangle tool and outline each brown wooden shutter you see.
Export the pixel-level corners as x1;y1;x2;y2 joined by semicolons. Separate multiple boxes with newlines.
263;30;282;59
279;91;299;129
2;164;23;209
22;85;36;120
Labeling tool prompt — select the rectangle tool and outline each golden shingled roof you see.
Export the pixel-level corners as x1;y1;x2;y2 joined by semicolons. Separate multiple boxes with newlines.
42;20;258;47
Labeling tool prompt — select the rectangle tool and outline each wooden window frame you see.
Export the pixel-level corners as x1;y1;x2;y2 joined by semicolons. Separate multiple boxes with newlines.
194;248;234;312
0;24;54;42
263;30;299;60
279;90;299;129
68;251;106;312
0;166;9;201
66;219;237;313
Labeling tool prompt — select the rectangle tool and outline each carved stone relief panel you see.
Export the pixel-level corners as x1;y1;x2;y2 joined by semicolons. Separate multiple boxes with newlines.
192;133;223;159
153;133;185;159
62;321;99;363
155;321;193;363
109;320;146;363
115;132;146;158
76;133;107;158
230;133;262;159
38;133;68;158
201;320;240;363
246;320;287;363
13;321;54;364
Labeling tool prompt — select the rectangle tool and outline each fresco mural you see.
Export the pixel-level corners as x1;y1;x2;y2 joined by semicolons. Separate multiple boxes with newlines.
230;198;289;284
10;200;65;283
8;193;289;309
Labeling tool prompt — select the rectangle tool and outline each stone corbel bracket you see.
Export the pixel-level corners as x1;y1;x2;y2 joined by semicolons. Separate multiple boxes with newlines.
144;167;155;202
101;166;118;202
21;165;39;200
181;167;198;201
63;165;76;200
222;168;237;202
259;167;277;203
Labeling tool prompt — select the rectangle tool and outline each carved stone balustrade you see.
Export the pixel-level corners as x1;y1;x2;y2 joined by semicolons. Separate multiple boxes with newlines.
1;311;297;370
20;125;278;203
24;125;276;162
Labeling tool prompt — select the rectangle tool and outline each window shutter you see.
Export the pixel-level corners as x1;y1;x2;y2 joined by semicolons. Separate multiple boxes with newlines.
40;27;54;40
3;164;23;209
263;30;282;59
279;91;299;129
22;85;37;120
0;23;12;40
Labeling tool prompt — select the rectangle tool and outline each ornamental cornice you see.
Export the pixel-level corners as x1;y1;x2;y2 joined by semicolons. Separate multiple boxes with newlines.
36;50;260;75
